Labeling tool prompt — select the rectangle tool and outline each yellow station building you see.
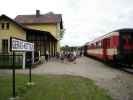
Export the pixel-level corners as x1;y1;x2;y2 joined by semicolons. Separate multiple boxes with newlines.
0;10;63;68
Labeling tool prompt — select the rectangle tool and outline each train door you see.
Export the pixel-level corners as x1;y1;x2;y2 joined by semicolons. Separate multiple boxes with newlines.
120;32;133;65
102;38;108;60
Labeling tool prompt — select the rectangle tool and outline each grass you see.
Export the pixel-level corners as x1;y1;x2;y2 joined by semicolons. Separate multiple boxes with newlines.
0;74;112;100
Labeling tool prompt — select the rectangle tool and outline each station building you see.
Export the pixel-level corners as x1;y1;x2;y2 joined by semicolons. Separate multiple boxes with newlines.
0;10;63;68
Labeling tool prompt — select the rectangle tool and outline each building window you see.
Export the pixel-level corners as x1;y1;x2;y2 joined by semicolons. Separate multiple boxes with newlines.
1;23;4;30
6;23;9;29
0;23;10;30
2;39;8;53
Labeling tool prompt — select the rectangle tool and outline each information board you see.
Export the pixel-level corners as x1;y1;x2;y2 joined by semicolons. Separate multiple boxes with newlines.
10;37;34;52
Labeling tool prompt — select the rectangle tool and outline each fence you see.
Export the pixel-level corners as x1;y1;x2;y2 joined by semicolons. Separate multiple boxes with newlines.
0;54;23;69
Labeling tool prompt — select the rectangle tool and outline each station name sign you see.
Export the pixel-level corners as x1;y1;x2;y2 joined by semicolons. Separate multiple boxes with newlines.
10;37;34;52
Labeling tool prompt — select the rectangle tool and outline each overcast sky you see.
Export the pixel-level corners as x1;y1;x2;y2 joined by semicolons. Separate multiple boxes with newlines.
0;0;133;46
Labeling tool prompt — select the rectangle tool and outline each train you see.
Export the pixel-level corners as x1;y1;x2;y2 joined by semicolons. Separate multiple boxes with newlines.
84;28;133;67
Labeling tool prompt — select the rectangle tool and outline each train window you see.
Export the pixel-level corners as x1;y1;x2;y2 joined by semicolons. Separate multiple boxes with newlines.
131;34;133;41
128;34;133;43
96;42;98;48
121;35;126;43
94;43;96;48
121;35;123;39
99;42;101;47
107;38;110;48
96;42;101;48
91;44;94;48
128;35;131;39
122;35;126;40
122;34;133;44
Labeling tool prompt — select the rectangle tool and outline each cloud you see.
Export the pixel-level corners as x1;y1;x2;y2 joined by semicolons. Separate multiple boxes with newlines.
61;0;133;46
0;0;133;46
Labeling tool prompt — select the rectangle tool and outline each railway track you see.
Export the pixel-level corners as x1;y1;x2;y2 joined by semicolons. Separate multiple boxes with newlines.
117;63;133;74
86;55;133;75
110;62;133;74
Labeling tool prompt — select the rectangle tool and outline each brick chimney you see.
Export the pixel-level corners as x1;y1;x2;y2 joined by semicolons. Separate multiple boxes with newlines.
36;10;40;16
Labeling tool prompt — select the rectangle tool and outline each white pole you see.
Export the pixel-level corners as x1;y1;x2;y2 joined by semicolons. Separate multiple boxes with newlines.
32;43;34;64
39;50;40;61
32;51;34;64
22;52;25;69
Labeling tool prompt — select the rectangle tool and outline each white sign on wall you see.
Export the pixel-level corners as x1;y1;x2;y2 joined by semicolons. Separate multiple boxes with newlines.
10;37;34;52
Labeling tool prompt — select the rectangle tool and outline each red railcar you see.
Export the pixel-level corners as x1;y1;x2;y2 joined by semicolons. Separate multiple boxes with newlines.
85;29;133;67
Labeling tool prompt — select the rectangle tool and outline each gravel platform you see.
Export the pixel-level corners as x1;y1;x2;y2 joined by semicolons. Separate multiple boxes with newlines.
0;57;133;100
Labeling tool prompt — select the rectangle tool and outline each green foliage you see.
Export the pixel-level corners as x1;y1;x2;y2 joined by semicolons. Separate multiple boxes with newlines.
60;29;65;40
61;45;82;52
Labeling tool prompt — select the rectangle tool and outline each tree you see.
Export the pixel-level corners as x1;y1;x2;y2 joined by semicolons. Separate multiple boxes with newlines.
60;29;65;40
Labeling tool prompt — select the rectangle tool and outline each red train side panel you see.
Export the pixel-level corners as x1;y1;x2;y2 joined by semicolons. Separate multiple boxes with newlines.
86;32;119;61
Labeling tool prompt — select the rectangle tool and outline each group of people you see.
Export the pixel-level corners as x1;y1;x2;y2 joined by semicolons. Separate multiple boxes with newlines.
44;50;83;64
56;51;83;63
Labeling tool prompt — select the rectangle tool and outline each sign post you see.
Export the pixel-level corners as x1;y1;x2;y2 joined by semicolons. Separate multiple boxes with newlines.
12;52;16;98
28;51;34;83
10;37;34;99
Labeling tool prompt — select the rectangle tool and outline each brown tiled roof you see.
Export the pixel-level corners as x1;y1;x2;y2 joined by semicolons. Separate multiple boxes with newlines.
0;14;57;40
14;12;62;24
0;14;26;29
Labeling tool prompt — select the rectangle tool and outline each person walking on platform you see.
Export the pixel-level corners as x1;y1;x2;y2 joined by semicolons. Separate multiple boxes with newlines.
45;50;49;62
60;51;65;63
73;51;77;64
